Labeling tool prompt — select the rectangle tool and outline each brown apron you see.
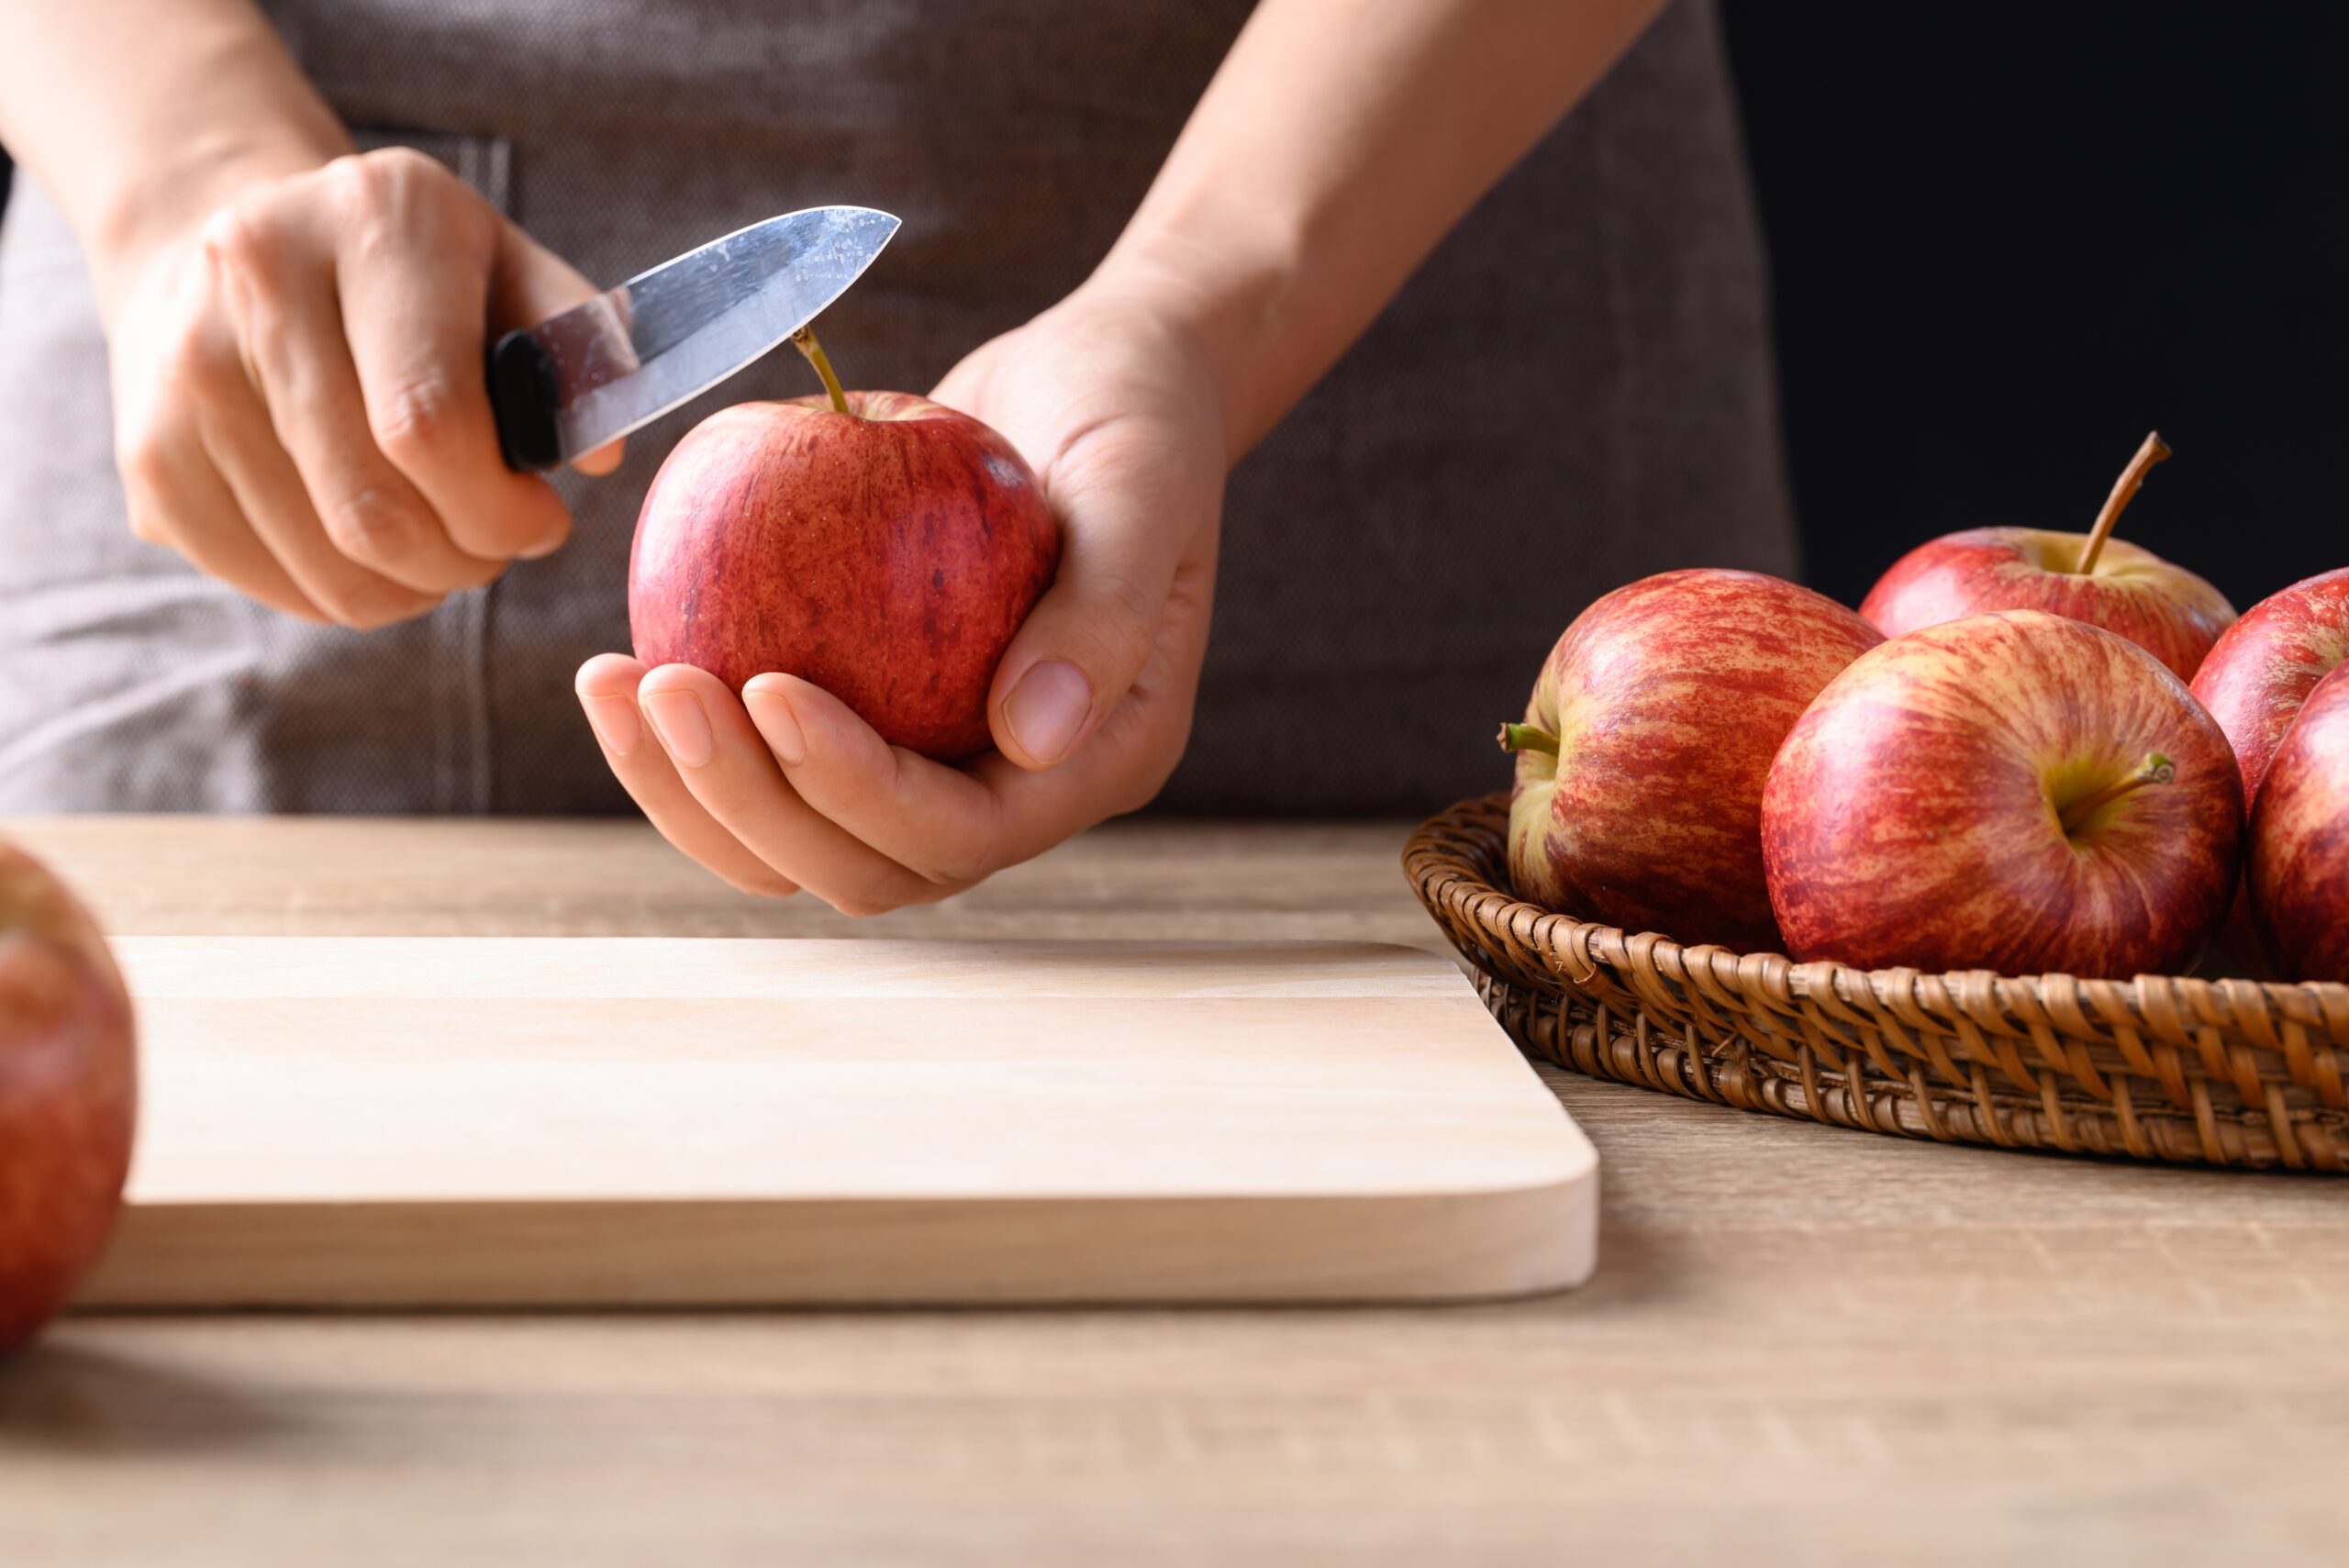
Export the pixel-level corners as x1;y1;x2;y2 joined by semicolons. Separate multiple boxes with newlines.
0;0;1794;817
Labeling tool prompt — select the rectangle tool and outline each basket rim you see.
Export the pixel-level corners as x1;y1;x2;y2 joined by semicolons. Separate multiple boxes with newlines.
1407;791;2349;1044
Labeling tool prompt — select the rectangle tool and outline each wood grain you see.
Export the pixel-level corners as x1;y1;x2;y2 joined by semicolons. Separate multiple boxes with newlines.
83;936;1595;1307
2;816;2345;1567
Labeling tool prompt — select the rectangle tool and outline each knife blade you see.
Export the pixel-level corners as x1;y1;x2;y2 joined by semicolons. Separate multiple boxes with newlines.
488;205;901;472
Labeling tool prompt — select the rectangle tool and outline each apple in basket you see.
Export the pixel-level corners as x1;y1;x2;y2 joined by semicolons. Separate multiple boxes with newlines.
1498;569;1883;951
629;330;1062;761
2248;661;2349;982
0;840;137;1352
1762;610;2242;978
1861;432;2235;682
2188;567;2349;970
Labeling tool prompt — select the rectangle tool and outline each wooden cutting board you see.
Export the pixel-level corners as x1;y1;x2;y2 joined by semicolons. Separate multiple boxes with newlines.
77;937;1597;1308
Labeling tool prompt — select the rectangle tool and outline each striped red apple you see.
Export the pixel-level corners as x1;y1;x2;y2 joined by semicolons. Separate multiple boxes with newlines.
630;334;1060;762
2248;661;2349;982
2187;567;2349;972
1861;433;2235;682
1762;611;2243;978
2190;567;2349;812
1;840;136;1351
1499;569;1882;950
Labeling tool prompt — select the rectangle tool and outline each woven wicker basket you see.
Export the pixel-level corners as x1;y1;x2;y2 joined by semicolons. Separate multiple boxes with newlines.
1406;792;2349;1171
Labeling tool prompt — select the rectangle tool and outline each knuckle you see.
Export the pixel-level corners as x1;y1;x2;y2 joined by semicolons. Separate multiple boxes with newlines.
1092;568;1163;633
173;349;239;412
918;857;984;891
196;205;255;270
320;576;434;630
321;150;382;206
359;145;442;187
369;375;466;462
200;194;291;283
825;875;905;917
326;147;429;208
718;867;797;900
123;500;170;547
320;484;423;563
918;836;998;890
114;431;173;498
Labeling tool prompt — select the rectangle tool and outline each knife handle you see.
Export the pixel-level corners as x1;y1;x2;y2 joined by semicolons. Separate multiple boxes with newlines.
487;329;562;473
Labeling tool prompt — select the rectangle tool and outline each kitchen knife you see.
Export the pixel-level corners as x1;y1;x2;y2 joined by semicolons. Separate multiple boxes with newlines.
487;205;900;472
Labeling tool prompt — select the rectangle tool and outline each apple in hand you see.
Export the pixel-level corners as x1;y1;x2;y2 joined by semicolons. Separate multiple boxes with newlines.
630;330;1061;761
1762;610;2242;978
1499;569;1883;950
2248;662;2349;981
1;840;136;1352
1860;432;2235;681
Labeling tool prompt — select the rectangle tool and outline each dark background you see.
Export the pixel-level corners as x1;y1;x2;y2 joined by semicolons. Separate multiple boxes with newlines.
2;6;2340;613
1720;4;2347;610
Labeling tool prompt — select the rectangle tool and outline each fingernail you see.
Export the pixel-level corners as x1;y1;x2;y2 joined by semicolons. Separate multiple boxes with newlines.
1003;660;1092;765
581;694;640;758
744;684;807;766
518;536;564;561
643;689;713;768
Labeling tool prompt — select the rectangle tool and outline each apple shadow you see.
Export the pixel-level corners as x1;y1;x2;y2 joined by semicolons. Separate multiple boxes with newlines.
0;1331;305;1456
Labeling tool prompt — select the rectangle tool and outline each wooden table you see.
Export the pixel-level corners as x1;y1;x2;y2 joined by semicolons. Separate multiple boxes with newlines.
3;817;2343;1566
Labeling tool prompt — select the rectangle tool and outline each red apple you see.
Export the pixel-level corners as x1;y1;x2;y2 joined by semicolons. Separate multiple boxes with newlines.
2248;662;2349;981
1499;569;1883;950
1;840;136;1352
2189;567;2349;806
1860;432;2235;681
2187;568;2349;973
1762;610;2242;978
630;372;1061;761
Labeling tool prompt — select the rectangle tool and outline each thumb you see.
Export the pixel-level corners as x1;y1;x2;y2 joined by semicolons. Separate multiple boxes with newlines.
987;455;1186;772
492;221;627;477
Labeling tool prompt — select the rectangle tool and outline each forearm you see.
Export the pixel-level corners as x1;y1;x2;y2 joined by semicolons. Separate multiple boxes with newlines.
1096;0;1666;460
0;0;348;316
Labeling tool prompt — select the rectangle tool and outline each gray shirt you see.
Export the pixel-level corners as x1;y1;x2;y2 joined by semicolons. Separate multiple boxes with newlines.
0;0;1794;817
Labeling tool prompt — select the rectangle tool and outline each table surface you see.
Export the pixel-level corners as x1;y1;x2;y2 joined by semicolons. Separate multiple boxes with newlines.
3;815;2343;1567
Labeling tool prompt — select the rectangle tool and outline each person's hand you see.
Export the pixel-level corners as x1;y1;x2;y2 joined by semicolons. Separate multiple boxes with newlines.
575;282;1227;913
102;146;618;628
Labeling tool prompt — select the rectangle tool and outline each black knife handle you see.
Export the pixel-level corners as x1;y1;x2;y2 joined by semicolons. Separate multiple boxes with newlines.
487;329;562;473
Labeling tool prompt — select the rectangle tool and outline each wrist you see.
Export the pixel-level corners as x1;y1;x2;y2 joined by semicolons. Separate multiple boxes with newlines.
1085;221;1306;462
85;129;345;323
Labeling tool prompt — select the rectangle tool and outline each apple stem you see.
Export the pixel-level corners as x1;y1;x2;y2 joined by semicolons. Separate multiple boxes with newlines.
1497;722;1560;757
2076;430;2171;574
791;327;852;416
2057;751;2176;834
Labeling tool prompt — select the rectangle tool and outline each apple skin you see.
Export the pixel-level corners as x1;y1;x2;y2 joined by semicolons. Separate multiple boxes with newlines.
0;840;137;1353
1762;610;2243;979
1861;528;2235;683
2248;662;2349;982
2186;567;2349;973
630;391;1062;762
2189;567;2349;808
1506;569;1883;950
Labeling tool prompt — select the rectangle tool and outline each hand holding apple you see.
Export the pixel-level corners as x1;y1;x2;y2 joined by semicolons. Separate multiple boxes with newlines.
1500;569;1882;950
1;840;137;1352
1860;432;2235;681
629;331;1063;762
1762;610;2242;978
579;284;1225;914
